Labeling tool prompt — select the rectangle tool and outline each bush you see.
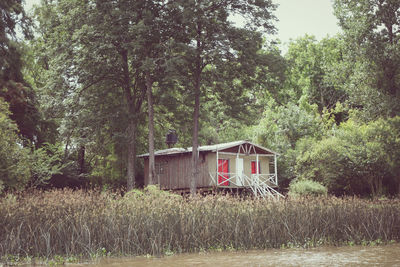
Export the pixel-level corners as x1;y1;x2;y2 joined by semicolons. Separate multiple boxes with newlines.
288;179;327;197
0;98;65;192
295;117;400;196
0;98;31;191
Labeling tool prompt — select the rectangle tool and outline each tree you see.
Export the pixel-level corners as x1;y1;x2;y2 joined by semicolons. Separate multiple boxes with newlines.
173;0;277;195
0;1;46;145
1;0;31;82
140;1;180;185
0;98;63;192
284;35;347;112
35;0;166;190
334;0;400;118
0;97;30;191
253;99;323;188
295;117;400;197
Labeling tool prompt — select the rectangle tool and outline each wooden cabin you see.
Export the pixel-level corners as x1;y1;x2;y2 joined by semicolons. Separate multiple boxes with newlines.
138;140;283;198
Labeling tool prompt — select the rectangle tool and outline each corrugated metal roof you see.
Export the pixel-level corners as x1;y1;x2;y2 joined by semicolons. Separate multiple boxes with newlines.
137;140;278;157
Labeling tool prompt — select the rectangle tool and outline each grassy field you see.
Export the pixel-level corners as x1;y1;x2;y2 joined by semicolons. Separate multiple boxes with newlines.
1;186;400;263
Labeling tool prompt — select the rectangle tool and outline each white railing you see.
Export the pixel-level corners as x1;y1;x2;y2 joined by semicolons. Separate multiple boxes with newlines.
250;176;284;200
250;173;278;187
209;172;284;200
209;172;239;187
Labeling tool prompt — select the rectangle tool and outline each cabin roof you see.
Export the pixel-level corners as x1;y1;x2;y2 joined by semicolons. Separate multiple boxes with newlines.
137;140;278;158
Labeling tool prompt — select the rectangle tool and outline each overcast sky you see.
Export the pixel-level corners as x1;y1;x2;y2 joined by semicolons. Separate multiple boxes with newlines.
24;0;341;53
274;0;340;51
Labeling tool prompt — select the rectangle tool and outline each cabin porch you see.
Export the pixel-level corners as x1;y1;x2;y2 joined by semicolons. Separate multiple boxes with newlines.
207;142;283;199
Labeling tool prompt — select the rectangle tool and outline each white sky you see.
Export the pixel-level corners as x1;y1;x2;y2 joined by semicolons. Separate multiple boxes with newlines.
24;0;341;54
274;0;341;52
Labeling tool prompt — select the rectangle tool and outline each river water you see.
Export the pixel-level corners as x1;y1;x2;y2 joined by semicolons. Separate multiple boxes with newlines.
75;244;400;267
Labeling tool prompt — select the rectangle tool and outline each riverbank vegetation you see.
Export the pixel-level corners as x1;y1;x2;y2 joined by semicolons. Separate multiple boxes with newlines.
1;187;400;263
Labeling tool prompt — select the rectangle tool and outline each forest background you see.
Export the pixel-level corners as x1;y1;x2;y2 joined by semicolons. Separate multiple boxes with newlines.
1;0;399;197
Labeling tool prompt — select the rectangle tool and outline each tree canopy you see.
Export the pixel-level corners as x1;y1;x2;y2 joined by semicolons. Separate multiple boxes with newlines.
0;0;399;197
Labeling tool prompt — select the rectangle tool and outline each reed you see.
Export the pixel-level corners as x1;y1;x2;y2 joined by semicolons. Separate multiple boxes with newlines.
1;186;400;262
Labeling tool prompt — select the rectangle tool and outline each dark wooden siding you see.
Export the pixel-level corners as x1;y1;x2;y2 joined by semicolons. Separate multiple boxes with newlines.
142;152;210;190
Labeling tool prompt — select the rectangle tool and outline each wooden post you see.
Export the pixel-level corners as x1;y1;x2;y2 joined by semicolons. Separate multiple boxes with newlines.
274;154;278;185
216;147;219;186
236;147;239;187
256;154;259;175
256;153;259;192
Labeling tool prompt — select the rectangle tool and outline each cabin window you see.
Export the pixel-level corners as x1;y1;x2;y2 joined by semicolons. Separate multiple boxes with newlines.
251;161;261;174
269;160;275;174
155;161;167;174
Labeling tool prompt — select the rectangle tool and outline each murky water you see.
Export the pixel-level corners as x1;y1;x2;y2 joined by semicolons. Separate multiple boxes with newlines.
75;244;400;267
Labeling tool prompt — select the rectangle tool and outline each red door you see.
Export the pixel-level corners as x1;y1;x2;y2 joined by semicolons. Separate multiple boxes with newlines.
218;159;229;186
251;161;261;174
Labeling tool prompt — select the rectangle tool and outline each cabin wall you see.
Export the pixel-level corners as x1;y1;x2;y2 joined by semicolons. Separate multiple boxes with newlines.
142;149;275;190
243;155;270;175
207;153;271;176
143;153;210;190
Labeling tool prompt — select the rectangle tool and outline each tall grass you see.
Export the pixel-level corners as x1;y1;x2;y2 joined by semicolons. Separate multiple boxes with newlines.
1;186;400;261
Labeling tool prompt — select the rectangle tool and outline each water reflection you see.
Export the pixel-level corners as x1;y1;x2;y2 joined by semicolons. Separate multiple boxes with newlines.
76;244;400;267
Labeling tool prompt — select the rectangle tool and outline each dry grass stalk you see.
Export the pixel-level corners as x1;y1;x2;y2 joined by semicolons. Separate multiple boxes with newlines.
1;187;399;261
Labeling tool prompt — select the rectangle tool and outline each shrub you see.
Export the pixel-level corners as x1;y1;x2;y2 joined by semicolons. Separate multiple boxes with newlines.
0;98;65;192
0;98;31;191
295;117;400;196
289;179;327;197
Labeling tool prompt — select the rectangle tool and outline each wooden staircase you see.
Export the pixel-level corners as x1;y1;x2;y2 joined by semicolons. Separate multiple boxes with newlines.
250;180;284;199
244;174;284;200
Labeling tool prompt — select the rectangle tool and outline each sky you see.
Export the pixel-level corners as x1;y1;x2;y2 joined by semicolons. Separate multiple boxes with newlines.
274;0;341;52
24;0;341;53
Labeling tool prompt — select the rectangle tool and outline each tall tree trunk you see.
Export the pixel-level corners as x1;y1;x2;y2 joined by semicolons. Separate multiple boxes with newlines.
146;71;155;185
191;68;201;196
191;82;200;196
127;120;137;190
120;48;141;191
190;23;203;197
398;176;400;196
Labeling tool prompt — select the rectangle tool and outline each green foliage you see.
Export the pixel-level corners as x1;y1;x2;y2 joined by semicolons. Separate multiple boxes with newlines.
289;179;328;197
295;136;349;195
0;0;31;83
0;1;42;145
334;0;400;118
0;0;398;198
254;99;323;151
30;0;280;189
296;117;400;196
0;98;66;191
254;28;400;197
253;100;323;187
28;143;64;188
0;78;43;144
33;0;159;187
0;98;30;191
284;35;347;111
